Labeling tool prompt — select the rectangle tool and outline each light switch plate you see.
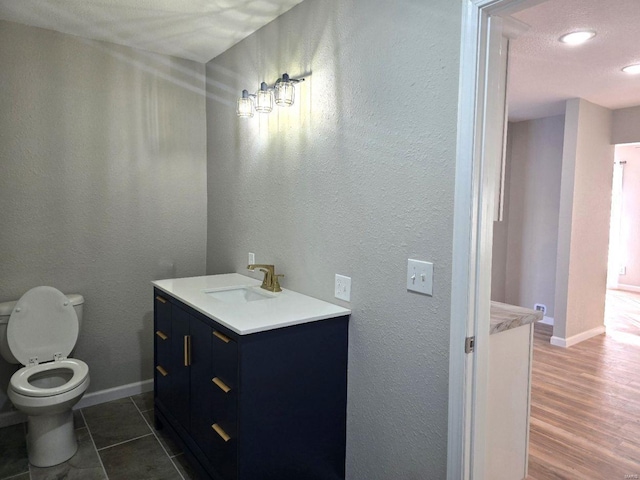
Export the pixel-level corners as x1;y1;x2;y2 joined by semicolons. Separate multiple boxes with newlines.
335;274;351;302
248;252;255;265
407;259;433;295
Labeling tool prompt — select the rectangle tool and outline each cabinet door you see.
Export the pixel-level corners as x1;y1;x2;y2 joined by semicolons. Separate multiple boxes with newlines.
189;316;214;457
210;329;239;480
171;305;191;432
154;295;172;410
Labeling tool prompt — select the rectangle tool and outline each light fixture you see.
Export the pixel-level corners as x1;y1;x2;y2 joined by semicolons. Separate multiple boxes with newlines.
559;30;596;45
255;82;274;113
237;73;305;118
236;90;254;118
275;73;304;107
622;64;640;75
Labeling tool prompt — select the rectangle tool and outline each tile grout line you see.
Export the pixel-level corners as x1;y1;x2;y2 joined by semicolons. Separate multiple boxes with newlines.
131;395;186;480
80;408;110;480
3;470;31;480
95;431;154;452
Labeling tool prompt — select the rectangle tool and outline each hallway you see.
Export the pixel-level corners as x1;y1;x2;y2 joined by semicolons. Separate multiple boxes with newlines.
527;290;640;479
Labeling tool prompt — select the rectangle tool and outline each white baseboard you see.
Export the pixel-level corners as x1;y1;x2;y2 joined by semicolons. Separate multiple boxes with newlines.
75;378;153;410
0;378;153;428
612;284;640;294
539;316;554;326
550;325;606;348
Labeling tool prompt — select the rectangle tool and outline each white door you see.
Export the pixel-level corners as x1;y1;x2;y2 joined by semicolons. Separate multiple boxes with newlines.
448;1;532;478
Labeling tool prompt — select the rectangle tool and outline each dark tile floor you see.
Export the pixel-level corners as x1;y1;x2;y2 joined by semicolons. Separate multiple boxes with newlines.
0;392;199;480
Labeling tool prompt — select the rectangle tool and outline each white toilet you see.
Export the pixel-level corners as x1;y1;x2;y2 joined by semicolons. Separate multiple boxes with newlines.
0;286;90;467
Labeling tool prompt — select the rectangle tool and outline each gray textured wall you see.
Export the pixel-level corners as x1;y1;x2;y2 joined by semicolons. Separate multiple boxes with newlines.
0;21;207;413
492;116;564;317
205;0;461;477
555;98;613;339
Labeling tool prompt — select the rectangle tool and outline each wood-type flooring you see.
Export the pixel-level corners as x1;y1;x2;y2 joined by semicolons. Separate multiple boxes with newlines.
527;289;640;479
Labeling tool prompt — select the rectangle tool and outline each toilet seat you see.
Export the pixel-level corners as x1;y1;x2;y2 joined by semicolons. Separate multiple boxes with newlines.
10;359;89;397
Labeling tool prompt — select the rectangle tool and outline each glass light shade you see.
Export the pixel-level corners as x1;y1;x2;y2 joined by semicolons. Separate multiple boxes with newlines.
237;90;253;118
255;82;273;113
275;81;295;107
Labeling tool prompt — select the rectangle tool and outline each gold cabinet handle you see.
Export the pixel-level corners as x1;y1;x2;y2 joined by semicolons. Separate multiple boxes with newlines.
155;330;168;340
213;331;230;343
156;365;168;376
184;335;191;366
155;296;167;304
212;423;230;442
212;377;231;393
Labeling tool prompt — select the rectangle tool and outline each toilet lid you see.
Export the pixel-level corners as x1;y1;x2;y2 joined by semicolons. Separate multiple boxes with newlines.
7;286;79;366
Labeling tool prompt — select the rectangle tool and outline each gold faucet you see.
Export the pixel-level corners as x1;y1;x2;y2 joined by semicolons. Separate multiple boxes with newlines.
247;264;284;292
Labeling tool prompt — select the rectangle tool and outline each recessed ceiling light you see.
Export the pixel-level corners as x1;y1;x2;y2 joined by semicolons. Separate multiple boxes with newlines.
559;30;596;45
622;64;640;75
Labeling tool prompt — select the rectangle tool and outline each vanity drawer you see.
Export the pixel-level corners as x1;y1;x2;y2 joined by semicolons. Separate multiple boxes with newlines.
209;410;238;480
154;295;172;409
212;329;238;390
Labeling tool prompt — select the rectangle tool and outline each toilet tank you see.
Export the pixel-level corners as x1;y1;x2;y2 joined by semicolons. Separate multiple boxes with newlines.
0;293;84;365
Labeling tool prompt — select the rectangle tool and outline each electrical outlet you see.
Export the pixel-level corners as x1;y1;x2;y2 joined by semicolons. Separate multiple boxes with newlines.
248;252;255;265
534;303;547;315
619;266;626;275
335;274;351;302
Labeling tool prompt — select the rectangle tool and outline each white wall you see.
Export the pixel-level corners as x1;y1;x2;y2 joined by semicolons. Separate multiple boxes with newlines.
0;21;207;414
614;144;640;288
491;116;564;318
612;105;640;145
205;0;461;477
554;99;614;341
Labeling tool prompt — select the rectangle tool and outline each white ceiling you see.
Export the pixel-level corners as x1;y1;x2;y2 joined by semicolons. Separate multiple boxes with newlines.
0;0;304;63
1;0;637;118
509;0;640;121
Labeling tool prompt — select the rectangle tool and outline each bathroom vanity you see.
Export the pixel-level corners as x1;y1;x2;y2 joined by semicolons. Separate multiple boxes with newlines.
152;274;350;480
487;301;542;480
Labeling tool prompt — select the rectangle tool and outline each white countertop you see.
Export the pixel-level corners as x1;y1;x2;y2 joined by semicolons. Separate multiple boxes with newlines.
152;274;351;335
490;301;543;335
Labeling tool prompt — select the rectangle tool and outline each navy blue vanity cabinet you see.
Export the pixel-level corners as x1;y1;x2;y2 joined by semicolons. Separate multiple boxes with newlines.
153;288;349;480
153;294;172;412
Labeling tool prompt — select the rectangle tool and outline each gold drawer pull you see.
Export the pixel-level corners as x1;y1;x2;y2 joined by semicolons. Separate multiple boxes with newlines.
184;335;191;367
212;377;231;393
155;330;168;340
156;365;168;377
155;296;167;304
213;331;230;343
212;423;231;442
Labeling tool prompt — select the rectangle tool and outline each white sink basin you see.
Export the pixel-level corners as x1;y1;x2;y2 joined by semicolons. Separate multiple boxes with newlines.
204;286;276;304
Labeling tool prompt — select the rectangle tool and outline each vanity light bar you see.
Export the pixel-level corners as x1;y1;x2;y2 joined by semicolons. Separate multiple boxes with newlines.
236;73;305;118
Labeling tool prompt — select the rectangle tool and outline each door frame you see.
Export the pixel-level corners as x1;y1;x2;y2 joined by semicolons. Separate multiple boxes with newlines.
447;0;546;478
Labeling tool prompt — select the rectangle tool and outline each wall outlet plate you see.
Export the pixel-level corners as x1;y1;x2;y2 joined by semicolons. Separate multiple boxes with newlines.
407;259;433;295
248;252;255;265
534;303;547;315
335;274;351;302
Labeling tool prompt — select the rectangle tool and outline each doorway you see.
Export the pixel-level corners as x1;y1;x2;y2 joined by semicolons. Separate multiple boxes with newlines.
449;0;640;478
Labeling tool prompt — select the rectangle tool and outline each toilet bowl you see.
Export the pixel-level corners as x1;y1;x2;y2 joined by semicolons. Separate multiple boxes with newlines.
0;286;90;467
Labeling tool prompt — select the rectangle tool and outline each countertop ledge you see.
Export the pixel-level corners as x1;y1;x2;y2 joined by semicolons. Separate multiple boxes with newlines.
152;273;351;335
490;301;543;335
